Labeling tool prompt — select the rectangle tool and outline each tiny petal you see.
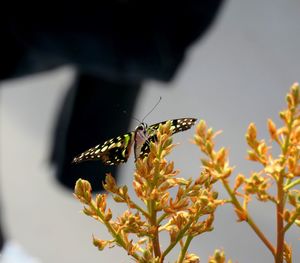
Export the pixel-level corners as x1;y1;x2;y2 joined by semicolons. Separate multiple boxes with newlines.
233;174;245;192
267;119;278;141
93;236;109;251
247;123;257;141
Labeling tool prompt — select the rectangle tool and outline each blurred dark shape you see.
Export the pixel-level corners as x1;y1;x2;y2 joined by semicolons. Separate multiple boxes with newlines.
0;1;224;192
52;74;141;191
0;0;224;252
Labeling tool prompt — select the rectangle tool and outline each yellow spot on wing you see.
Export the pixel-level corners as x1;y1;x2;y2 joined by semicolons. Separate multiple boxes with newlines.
101;145;108;152
108;143;116;150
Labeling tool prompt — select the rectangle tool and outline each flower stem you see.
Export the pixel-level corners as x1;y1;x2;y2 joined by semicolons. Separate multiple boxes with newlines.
222;179;276;257
149;200;161;259
157;213;168;225
284;209;300;233
177;235;193;263
275;105;295;263
284;178;300;191
162;222;191;260
275;174;285;263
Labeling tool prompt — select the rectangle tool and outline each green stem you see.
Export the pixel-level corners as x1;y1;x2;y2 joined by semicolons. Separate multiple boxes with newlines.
283;210;300;233
162;208;203;261
275;107;295;263
282;116;293;156
283;178;291;208
157;213;168;225
284;178;300;191
275;174;285;263
162;222;192;259
177;235;193;263
149;199;161;259
130;201;150;219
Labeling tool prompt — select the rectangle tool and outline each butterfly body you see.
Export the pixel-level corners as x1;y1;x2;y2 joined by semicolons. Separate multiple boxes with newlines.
72;118;197;165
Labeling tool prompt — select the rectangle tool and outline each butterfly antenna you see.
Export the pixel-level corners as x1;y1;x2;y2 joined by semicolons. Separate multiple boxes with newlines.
142;96;162;122
132;116;142;124
123;109;141;125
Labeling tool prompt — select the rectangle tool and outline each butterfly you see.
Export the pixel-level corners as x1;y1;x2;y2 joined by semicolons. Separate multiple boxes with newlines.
72;118;197;166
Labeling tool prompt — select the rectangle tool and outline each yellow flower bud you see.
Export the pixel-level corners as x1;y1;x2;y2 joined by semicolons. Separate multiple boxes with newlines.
216;147;226;167
283;210;291;222
267;119;278;141
74;179;92;204
95;194;107;212
234;174;245;191
286;93;294;109
104;208;112;221
247;150;259;162
196;120;207;138
291;82;299;105
93;236;108;251
247;123;257;141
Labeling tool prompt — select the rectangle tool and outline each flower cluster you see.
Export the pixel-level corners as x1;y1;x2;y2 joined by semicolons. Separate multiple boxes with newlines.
194;83;300;263
74;121;224;263
74;83;300;263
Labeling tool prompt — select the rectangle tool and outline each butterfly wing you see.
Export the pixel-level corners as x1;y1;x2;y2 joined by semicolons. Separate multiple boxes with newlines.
139;118;197;159
148;118;197;135
72;132;134;165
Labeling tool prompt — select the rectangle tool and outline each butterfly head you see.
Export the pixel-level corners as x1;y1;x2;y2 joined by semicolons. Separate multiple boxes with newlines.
134;122;149;145
136;122;148;133
135;122;148;139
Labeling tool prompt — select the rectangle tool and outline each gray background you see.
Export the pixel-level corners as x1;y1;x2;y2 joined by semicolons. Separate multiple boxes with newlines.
1;0;300;262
